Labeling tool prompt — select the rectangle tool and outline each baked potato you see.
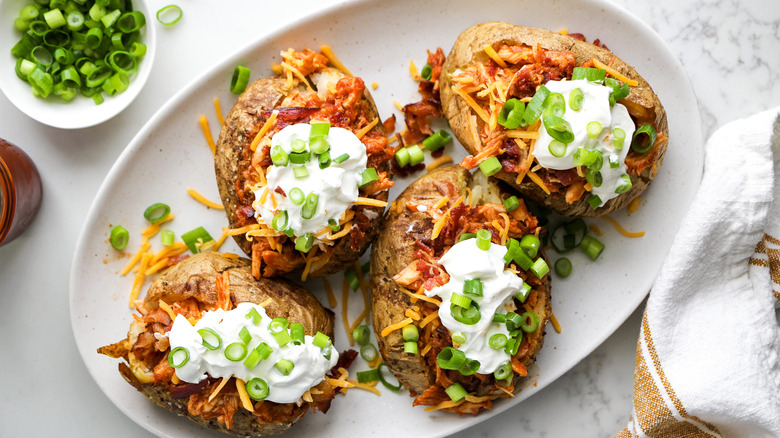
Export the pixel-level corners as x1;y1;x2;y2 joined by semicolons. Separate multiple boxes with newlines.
440;22;668;216
215;48;395;279
369;165;551;414
98;251;344;436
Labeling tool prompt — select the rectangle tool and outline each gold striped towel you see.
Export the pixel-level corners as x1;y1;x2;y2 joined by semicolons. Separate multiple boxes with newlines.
618;108;780;437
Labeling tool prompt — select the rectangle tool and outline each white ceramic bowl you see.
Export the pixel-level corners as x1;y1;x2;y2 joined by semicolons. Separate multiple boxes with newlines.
0;0;156;129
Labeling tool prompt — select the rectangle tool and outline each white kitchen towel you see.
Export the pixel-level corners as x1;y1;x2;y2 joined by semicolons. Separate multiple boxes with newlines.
617;108;780;438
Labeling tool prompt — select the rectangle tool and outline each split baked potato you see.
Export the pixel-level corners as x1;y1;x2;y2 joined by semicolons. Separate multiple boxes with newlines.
98;252;342;436
369;165;551;414
215;48;395;278
440;22;668;216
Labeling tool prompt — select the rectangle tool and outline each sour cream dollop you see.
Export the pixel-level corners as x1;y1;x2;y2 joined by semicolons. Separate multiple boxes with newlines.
167;302;338;404
533;79;636;206
425;239;525;374
252;123;367;243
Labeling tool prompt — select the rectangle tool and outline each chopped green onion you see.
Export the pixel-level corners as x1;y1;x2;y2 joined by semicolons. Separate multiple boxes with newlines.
394;147;410;167
19;5;40;21
359;167;379;187
478;156;502;177
422;130;452;151
85;27;102;49
608;154;621;169
230;65;251;94
548;140;567;157
543;115;575;143
488;333;507;350
520;85;550;126
360;343;378;362
530;258;549;279
271;145;289;167
357;369;380;383
585;169;603;188
450;301;481;325
255;342;273;360
520;311;540;333
109;225;129;250
290;322;304;345
198;328;221;350
514;281;532;302
616;174;633;194
407;145;424;166
318;150;331;169
377;363;403;391
160;229;175;246
245;377;269;401
504;332;522;355
272;210;288;231
100;9;121;28
572;147;599;167
269;317;289;333
272;330;292;347
309;137;330;155
181;226;213;253
520;234;540;258
238;326;252;344
313;332;331;350
301;193;319;219
451;331;467;344
144;203;170;223
224;342;248;361
293;166;309;179
586;121;603;139
88;3;106;21
571;67;606;84
494;362;512;380
458;232;476;242
450;293;472;309
402;325;417;343
476;228;492;250
420;64;433;81
243;349;262;369
605;78;630;106
117;11;145;33
543;92;566;118
290;139;307;153
43;9;66;28
631;123;657;154
498;98;525;129
587;195;602;210
504;195;520;212
288;187;305;205
459;359;480;376
554;257;572;277
333;153;350;164
569;88;584;111
579;235;605;260
505;312;522;331
310;121;330;138
437;347;466;370
352;324;370;345
156;4;183;26
612;128;626;150
30;46;53;66
404;341;418;354
289;151;311;164
445;382;467;402
167;346;189;368
492;314;506;323
245;308;262;325
463;278;483;297
328;218;340;232
294;233;314;253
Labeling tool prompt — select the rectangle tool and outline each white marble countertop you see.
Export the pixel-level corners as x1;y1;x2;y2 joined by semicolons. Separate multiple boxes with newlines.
0;0;777;436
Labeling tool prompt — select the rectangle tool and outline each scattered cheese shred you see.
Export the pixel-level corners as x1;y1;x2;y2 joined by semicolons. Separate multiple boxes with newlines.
558;29;569;35
527;172;551;195
600;215;646;238
122;240;151;276
591;58;639;87
420;344;432;356
432;196;450;211
371;82;378;90
381;317;413;337
405;309;422;321
424;399;465;412
409;59;420;80
214;98;225;125
627;197;642;214
393;100;404;111
235;379;255;411
425;155;453;170
355;118;379;139
319;45;353;76
128;253;152;307
550;312;562;333
300;246;319;281
483;44;507;67
451;86;490;124
505;130;540;139
342;280;353;345
250;110;279;152
326;221;353;240
198;115;216;155
419;310;440;329
281;61;313;92
158;300;176;321
589;224;605;237
187;188;224;210
401;288;441;306
346;380;382;395
354;197;388;208
259;297;273;308
208;377;230;402
323;277;337;308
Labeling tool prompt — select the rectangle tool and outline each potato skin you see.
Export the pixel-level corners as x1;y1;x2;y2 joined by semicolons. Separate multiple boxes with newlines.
101;252;335;436
440;22;669;216
369;165;551;401
214;72;389;277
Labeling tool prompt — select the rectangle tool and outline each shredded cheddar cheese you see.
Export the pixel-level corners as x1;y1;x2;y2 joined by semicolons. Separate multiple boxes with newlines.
250;110;279;152
214;98;225;125
482;44;507;67
591;58;639;87
234;379;255;410
129;253;152;306
419;310;440;329
122;240;151;276
409;59;420;80
420;344;432;356
354;197;388;208
505;130;540;139
208;377;230;402
405;309;422;321
355;118;379;139
600;215;646;237
158;300;176;321
527;172;551;194
424;399;465;412
187;188;224;210
342;280;353;344
550;312;562;333
451;86;490;123
589;224;605;237
198;115;216;155
323;277;337;308
347;380;382;395
380;317;413;337
401;288;441;306
427;154;453;170
627;197;642;214
319;45;353;76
